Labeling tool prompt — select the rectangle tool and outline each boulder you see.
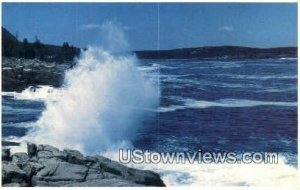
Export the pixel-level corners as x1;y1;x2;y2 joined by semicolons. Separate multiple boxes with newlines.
37;144;67;161
64;149;89;165
22;161;44;180
2;162;28;186
2;148;11;161
27;142;37;158
11;152;30;172
32;160;89;186
12;153;29;164
2;143;165;187
95;155;165;186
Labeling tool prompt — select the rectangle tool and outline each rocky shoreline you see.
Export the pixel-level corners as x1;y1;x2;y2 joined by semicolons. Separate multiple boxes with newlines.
2;143;165;187
2;57;73;92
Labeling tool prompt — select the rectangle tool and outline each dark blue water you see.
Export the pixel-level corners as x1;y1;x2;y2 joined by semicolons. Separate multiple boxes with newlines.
2;58;297;163
135;58;298;163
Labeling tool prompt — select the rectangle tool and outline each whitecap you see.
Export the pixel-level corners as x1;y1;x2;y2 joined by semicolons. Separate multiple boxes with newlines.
158;98;297;112
2;85;61;101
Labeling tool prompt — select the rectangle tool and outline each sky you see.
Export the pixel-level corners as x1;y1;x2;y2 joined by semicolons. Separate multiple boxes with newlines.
2;3;297;50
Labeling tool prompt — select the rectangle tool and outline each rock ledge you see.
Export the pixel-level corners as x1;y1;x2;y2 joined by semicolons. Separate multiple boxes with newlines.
2;143;165;187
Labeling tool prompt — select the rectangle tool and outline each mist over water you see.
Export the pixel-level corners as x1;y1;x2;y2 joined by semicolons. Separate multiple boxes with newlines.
26;23;160;153
99;21;130;53
28;47;159;153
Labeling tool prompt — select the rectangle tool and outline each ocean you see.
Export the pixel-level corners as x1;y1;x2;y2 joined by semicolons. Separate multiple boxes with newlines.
2;51;298;186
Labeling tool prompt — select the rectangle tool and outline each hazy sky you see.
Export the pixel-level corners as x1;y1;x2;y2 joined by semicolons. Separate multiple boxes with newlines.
2;3;297;50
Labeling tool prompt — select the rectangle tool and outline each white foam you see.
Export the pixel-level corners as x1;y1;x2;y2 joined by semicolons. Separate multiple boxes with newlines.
279;58;297;60
5;22;160;154
152;63;177;69
2;85;61;101
24;47;159;154
222;74;297;80
210;62;242;69
158;98;297;112
103;150;298;186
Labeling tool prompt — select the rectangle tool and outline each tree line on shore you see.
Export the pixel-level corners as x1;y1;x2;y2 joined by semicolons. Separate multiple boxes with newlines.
2;27;80;62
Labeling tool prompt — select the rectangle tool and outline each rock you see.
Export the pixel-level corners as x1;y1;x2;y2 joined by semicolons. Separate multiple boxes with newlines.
3;182;23;187
37;144;60;152
2;57;71;92
2;148;11;161
64;178;144;187
96;156;126;176
2;143;165;187
33;160;89;186
37;144;67;161
22;161;44;180
2;162;28;186
126;168;165;186
84;168;104;181
27;142;37;158
12;153;29;165
64;149;89;165
95;155;165;186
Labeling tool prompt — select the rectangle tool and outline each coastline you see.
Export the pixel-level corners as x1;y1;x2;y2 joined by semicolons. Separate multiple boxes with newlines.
2;143;165;187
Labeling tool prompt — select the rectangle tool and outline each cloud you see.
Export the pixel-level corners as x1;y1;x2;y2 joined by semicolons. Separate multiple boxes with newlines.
218;26;234;32
80;24;101;30
80;23;135;32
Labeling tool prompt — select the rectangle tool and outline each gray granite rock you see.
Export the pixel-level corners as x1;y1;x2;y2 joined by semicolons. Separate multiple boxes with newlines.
12;152;29;164
64;149;89;165
64;178;144;187
33;160;88;186
2;162;28;186
37;144;67;161
2;143;165;187
2;57;71;92
3;182;23;187
2;148;11;161
27;142;37;158
95;155;165;186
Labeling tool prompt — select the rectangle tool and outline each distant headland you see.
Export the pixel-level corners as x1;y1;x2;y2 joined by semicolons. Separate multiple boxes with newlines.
2;27;297;61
